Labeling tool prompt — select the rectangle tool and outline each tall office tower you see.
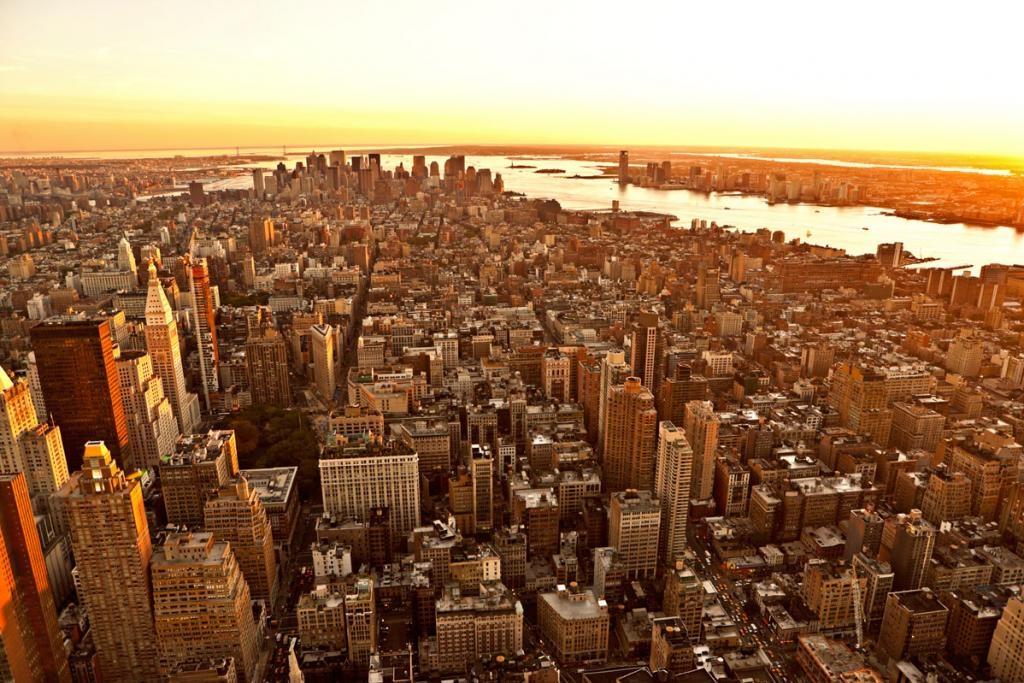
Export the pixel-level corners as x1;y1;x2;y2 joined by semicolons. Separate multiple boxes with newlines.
602;377;657;492
117;235;138;285
629;310;662;392
161;430;238;528
608;489;660;580
152;532;260;681
0;473;70;681
878;589;949;662
319;439;420;542
56;441;159;680
695;264;721;309
879;510;936;591
989;596;1024;682
597;350;631;448
471;444;494;533
248;217;274;254
618;150;629;184
0;368;37;477
116;350;179;470
189;257;219;410
252;169;265;197
245;325;292;408
18;423;68;508
655;421;693;564
145;262;200;436
656;364;708;426
683;400;719;500
25;352;46;420
29;317;130;469
310;324;336;402
204;477;279;604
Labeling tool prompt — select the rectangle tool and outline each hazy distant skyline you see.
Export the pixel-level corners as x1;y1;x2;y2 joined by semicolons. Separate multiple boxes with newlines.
2;0;1022;157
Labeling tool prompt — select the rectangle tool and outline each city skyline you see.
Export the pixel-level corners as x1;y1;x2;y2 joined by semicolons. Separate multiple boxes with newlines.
1;0;1023;157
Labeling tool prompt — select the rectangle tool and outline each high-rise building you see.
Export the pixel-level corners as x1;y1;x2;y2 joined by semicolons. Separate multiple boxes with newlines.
920;468;971;525
470;444;494;533
538;585;609;665
430;581;523;674
597;351;631;448
25;352;46;420
161;430;238;528
189;257;219;410
117;235;138;286
852;553;894;628
879;510;936;591
602;377;657;492
656;364;707;426
663;560;703;643
204;477;279;604
245;325;292;408
946;331;984;378
145;262;201;435
695;264;720;309
629;311;662;391
0;368;38;478
878;589;949;661
56;441;159;680
608;489;660;580
310;324;336;402
683;400;719;500
18;423;69;507
0;473;71;681
802;559;866;631
152;532;260;681
344;575;377;668
30;317;130;469
116;350;180;470
655;422;693;565
617;151;629;184
989;595;1024;681
319;439;420;542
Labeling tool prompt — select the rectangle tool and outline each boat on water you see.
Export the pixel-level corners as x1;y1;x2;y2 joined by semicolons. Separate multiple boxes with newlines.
862;227;869;230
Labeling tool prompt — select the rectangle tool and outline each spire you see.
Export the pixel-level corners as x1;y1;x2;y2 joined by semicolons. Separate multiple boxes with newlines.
145;263;174;326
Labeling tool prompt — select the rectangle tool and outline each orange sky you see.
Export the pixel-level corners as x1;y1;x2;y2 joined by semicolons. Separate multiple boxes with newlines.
2;1;1022;157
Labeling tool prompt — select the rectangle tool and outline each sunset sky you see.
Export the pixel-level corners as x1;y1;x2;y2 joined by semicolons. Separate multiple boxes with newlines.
1;0;1022;156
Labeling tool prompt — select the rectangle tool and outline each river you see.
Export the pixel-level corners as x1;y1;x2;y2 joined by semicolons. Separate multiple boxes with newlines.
16;146;1024;272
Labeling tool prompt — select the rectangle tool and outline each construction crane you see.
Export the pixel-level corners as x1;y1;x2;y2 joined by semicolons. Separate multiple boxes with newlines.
850;561;865;648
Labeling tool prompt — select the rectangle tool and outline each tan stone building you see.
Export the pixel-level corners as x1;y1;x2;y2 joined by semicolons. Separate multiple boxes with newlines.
204;477;279;604
537;585;609;665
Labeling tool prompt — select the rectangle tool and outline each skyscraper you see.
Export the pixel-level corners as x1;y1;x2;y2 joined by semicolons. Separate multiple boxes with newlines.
310;323;336;402
56;441;159;680
0;368;38;478
880;510;936;591
116;350;180;470
189;256;219;411
18;423;69;508
597;350;631;448
695;264;721;309
683;400;719;500
117;235;138;286
602;377;657;492
629;310;662;392
204;477;279;604
29;317;130;469
655;421;693;564
152;532;260;681
618;150;629;184
145;262;201;435
608;489;661;580
245;325;292;408
0;473;71;681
